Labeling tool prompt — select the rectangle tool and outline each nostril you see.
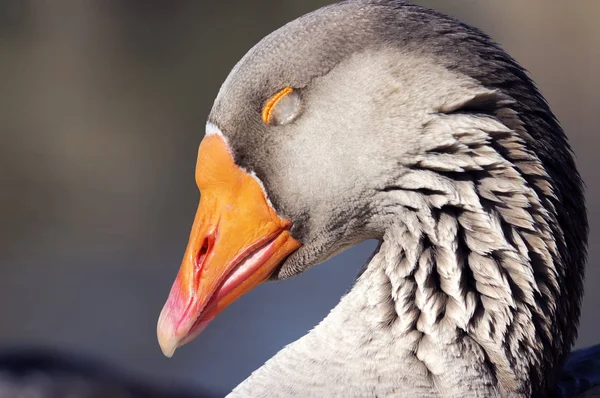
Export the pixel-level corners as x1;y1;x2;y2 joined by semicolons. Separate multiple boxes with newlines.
195;232;213;271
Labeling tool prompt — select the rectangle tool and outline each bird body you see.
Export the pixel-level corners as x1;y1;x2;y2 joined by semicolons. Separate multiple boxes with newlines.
157;1;596;396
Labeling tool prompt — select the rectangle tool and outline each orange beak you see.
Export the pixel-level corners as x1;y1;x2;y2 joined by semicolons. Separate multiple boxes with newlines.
157;133;301;357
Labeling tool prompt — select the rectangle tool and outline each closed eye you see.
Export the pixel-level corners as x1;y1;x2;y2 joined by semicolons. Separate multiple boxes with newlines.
262;87;302;125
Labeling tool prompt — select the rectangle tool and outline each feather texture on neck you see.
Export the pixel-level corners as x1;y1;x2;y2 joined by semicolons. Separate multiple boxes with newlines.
230;100;572;397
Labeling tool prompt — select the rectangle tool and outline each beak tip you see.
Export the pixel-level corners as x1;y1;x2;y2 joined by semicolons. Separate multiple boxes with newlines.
160;342;177;358
157;328;178;358
157;306;180;359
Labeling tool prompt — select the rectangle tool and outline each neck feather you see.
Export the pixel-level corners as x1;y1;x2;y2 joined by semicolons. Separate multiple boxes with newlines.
369;113;566;396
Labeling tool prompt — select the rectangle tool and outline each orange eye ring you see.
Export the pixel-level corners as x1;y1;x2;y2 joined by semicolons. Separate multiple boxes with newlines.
262;87;294;124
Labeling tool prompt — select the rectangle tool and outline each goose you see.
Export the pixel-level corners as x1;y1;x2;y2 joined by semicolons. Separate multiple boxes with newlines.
155;1;598;396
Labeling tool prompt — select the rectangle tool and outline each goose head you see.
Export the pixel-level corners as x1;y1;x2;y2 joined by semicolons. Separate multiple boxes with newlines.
156;1;587;394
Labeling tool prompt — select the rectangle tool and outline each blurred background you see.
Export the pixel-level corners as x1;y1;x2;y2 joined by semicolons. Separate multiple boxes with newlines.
0;0;598;396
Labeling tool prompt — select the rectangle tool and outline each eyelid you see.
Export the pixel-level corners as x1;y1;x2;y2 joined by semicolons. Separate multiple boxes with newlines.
262;87;294;124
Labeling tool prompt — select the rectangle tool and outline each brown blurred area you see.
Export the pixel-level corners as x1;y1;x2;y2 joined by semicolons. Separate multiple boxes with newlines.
0;0;598;394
